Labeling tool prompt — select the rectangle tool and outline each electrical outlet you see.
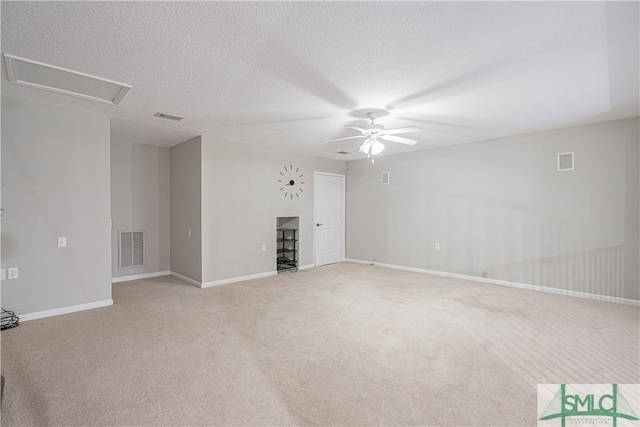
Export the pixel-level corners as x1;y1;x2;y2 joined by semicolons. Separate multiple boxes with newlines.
435;243;441;251
8;267;18;279
0;269;6;280
58;237;67;247
188;229;192;238
261;244;267;252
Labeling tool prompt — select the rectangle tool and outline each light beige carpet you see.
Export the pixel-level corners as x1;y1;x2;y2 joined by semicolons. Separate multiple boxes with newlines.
1;262;638;426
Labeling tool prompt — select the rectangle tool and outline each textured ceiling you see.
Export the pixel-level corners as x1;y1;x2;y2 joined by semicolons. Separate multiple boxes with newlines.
2;1;638;161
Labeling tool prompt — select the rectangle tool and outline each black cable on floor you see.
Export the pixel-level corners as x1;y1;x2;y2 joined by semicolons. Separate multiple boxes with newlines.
1;308;19;330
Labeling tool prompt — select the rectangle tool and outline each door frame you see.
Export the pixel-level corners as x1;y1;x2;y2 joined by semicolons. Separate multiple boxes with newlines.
313;171;346;267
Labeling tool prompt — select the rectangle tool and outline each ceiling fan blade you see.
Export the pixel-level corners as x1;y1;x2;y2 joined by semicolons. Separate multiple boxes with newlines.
324;135;365;143
345;125;368;133
379;126;420;135
379;134;418;145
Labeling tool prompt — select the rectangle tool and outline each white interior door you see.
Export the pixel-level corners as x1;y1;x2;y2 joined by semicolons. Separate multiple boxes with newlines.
314;172;345;266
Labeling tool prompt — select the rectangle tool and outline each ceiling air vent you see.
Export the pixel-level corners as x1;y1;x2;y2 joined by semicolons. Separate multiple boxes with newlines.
4;54;131;105
154;112;184;121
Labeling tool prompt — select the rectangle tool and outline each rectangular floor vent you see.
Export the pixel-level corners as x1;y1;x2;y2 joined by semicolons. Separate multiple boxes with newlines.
119;231;145;269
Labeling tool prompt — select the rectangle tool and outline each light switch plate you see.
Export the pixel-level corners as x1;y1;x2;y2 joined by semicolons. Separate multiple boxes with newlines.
58;237;67;247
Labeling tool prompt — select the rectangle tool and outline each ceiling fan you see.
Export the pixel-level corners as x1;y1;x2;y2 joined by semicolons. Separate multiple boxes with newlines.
326;112;420;162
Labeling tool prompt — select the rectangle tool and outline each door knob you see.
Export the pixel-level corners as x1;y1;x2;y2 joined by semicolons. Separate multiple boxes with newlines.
316;223;323;227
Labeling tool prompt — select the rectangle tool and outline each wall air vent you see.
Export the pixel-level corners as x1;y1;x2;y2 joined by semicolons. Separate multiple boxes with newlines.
4;54;131;105
119;231;145;269
154;112;184;121
336;151;350;155
382;172;390;185
558;152;574;171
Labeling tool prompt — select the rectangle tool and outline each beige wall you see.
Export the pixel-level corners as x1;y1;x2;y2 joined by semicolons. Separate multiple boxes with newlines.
200;136;345;284
169;136;202;282
1;97;112;314
3;97;634;313
111;141;170;278
346;117;639;301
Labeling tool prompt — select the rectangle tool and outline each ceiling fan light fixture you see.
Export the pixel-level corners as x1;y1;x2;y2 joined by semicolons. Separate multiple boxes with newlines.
359;139;371;154
326;112;418;162
359;139;384;155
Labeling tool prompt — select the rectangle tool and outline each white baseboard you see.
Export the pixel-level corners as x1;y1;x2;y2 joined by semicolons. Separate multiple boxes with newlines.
169;271;202;288
19;299;114;322
345;259;640;307
201;271;277;288
299;264;315;271
112;271;170;283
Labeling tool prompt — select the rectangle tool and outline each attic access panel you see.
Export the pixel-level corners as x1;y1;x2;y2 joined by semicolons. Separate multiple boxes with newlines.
4;54;131;105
